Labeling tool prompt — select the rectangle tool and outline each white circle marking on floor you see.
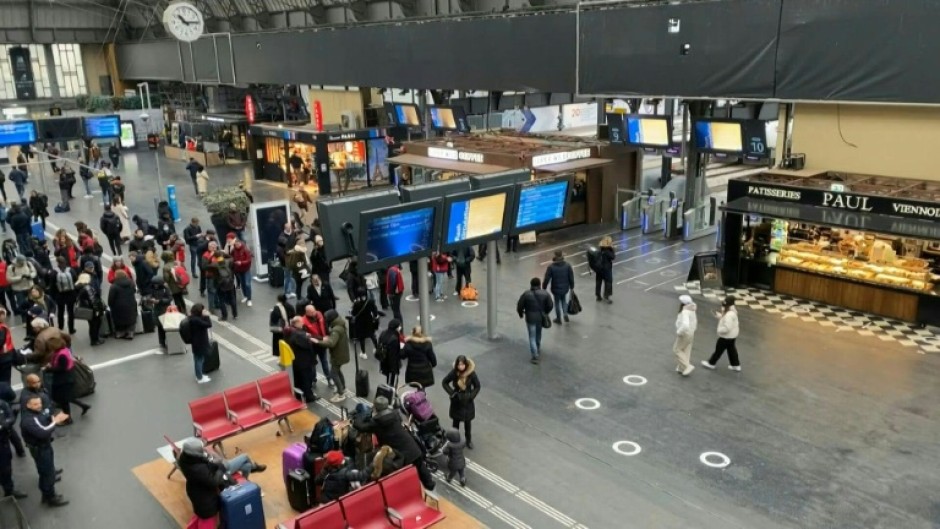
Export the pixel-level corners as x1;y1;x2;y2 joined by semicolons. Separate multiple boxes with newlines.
461;301;479;308
623;375;648;386
405;295;419;302
699;452;731;469
575;398;601;410
612;441;642;456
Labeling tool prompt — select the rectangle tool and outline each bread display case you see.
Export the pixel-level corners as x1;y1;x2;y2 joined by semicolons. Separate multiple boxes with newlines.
777;242;936;292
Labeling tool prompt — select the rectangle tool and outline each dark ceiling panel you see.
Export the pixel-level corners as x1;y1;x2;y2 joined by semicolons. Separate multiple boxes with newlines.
117;40;183;81
578;0;780;98
776;0;940;103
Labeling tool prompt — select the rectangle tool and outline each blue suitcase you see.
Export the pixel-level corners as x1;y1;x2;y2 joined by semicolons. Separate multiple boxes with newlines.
219;482;265;529
31;221;45;242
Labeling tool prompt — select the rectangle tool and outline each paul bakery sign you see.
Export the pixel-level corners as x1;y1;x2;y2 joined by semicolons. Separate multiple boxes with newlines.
729;180;940;222
428;147;484;164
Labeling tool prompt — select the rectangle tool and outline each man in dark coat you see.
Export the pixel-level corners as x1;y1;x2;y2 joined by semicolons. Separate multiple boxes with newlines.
21;394;69;506
8;205;31;256
542;250;575;324
185;158;203;194
353;396;434;490
517;277;553;364
306;275;336;314
451;246;475;296
286;317;318;402
595;236;616;304
107;271;137;339
0;383;27;499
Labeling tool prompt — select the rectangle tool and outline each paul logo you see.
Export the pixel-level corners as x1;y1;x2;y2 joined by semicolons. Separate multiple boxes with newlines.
821;192;873;212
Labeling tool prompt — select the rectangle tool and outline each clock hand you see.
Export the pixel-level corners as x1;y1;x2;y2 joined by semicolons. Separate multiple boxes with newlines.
176;14;193;26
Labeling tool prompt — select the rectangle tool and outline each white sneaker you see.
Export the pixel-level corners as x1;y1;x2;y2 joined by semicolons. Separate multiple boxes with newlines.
359;352;367;359
84;194;93;199
241;298;248;304
681;365;695;376
197;376;212;384
728;365;742;372
701;361;716;370
329;394;345;403
246;300;252;307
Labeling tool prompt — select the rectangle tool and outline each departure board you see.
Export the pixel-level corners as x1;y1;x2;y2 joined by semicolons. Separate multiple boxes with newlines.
0;121;37;147
445;192;508;245
83;115;121;138
364;206;436;264
514;179;569;231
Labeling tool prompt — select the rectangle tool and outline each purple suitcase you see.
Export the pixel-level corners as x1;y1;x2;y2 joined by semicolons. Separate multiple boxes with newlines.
282;442;306;483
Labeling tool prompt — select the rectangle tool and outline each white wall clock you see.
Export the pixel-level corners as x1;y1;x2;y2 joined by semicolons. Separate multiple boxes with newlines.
163;1;205;42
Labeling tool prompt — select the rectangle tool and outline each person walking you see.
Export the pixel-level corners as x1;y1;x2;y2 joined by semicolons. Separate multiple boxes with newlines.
108;143;120;168
107;270;137;339
542;250;574;324
377;319;403;387
8;167;26;202
44;336;90;422
183;218;203;276
196;167;210;196
99;205;124;256
385;264;404;322
702;296;741;372
674;295;698;376
402;325;437;388
430;252;450;302
286;316;319;402
185;158;202;194
517;277;553;364
52;257;77;334
187;303;213;383
268;294;294;358
20;394;70;507
55;169;72;212
312;309;350;403
441;355;481;450
230;238;253;307
595;236;615;304
452;246;475;296
75;273;105;346
8;207;30;256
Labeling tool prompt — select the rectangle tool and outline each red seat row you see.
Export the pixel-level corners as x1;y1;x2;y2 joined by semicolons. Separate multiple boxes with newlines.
280;465;446;529
188;372;307;454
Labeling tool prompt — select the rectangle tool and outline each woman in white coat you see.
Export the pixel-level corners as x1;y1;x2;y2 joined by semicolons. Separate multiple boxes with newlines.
702;296;741;371
674;294;697;376
112;197;132;242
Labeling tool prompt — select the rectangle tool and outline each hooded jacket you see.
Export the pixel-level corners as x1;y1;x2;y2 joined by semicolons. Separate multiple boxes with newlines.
402;335;437;388
318;313;350;368
441;359;481;422
353;408;423;464
231;244;252;274
99;210;122;237
717;307;739;339
676;303;698;338
517;286;553;325
443;430;466;471
178;442;229;519
7;261;35;292
107;276;138;328
542;258;575;295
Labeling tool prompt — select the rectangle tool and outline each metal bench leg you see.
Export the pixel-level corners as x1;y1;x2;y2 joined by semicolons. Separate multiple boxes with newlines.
167;462;179;480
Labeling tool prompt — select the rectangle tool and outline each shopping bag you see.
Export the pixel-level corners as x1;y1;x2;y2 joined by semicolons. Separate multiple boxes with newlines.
567;291;582;316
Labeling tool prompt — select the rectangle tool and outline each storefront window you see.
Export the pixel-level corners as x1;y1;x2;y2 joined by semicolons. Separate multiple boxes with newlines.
265;137;285;170
328;140;366;193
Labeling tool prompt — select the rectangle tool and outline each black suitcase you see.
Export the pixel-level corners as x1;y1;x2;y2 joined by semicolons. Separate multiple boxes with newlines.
376;383;396;406
354;352;369;398
203;339;221;373
141;308;157;333
269;265;284;288
287;469;314;512
99;309;114;338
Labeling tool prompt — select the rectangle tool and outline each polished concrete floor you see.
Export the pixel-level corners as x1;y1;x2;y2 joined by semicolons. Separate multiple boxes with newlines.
6;150;940;529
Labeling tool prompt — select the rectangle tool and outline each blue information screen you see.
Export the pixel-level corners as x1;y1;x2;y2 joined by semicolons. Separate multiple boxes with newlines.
445;193;507;245
83;115;121;138
365;207;436;264
0;121;37;147
515;180;569;230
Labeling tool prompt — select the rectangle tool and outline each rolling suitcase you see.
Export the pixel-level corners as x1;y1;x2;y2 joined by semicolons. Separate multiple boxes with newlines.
135;308;145;334
269;264;284;288
99;309;113;338
30;221;45;242
282;442;306;483
203;338;220;373
287;469;315;512
354;352;369;398
219;481;265;529
376;383;395;407
141;308;156;333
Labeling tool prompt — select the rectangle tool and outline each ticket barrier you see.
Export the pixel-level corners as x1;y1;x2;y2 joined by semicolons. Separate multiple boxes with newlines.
682;196;720;241
619;189;642;231
641;192;671;235
663;197;684;239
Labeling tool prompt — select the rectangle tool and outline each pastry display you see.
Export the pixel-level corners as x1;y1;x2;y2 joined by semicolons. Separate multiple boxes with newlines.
777;243;933;292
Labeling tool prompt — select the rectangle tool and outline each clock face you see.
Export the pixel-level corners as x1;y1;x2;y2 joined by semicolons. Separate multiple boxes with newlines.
163;2;205;42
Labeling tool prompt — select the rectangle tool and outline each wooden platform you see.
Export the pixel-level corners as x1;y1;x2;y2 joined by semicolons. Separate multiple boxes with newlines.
132;410;482;529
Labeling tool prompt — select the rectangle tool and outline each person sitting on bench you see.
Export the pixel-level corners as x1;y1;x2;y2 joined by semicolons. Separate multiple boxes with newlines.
178;440;267;521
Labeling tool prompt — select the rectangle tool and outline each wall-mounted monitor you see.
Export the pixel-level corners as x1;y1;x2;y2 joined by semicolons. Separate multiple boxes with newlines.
741;119;769;160
318;189;401;262
429;106;470;133
37;117;82;141
83;115;121;138
384;103;422;128
511;174;573;234
441;186;513;251
624;114;672;148
0;121;37;147
693;119;744;154
400;178;470;203
119;121;137;148
469;169;529;191
606;113;625;144
358;199;441;273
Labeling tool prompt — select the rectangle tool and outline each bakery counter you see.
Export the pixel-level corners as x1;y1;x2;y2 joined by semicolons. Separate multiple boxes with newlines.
164;145;223;167
773;266;940;324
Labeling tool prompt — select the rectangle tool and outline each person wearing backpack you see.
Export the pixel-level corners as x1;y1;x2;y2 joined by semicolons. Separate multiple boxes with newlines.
52;257;77;335
208;249;237;322
43;335;90;423
542;250;575;325
185;303;213;384
377;319;403;387
75;273;105;346
594;236;616;304
161;251;187;309
99;205;124;256
350;288;383;360
96;164;112;206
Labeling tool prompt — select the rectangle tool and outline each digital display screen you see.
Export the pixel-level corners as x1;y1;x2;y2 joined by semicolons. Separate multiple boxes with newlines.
625;116;671;147
394;105;421;127
742;120;769;160
0;121;37;147
694;121;744;153
430;108;456;129
445;193;508;245
606;113;624;144
37;118;82;141
120;121;136;148
515;179;569;231
364;206;436;264
83;115;121;138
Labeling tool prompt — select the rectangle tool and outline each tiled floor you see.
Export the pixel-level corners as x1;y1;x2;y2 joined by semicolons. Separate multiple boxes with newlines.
675;281;940;354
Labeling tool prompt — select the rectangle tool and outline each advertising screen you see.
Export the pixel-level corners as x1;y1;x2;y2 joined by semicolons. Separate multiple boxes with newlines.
694;120;744;153
430;107;456;129
0;120;37;147
359;200;440;272
394;104;421;127
625;115;671;148
513;176;571;233
37;118;82;141
443;189;510;249
83;115;121;138
120;121;136;148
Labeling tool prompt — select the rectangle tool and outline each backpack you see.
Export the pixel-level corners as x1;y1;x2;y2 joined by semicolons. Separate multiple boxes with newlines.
179;317;193;344
586;247;601;273
460;284;478;301
174;265;190;287
56;269;74;293
96;170;109;181
104;215;122;236
375;331;390;362
308;417;336;454
51;347;75;371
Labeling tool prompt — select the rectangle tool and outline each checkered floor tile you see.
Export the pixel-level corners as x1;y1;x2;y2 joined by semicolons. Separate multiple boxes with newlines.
675;281;940;354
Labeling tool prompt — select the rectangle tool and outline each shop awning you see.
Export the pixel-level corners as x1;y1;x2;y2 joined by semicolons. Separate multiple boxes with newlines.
722;197;940;240
534;158;613;173
389;154;510;175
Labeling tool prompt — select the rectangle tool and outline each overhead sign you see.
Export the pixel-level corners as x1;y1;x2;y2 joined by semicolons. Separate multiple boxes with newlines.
428;147;484;164
8;47;35;100
244;96;256;124
531;148;591;168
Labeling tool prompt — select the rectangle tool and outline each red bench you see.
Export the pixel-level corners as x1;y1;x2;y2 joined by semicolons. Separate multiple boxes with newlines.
292;501;347;529
224;382;276;430
258;372;307;433
341;482;398;528
381;466;445;528
188;394;242;455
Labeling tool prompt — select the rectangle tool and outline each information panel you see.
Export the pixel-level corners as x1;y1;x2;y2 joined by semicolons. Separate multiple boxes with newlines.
37;118;82;141
694;120;744;153
394;104;421;127
362;205;437;268
83;115;121;138
625;115;671;148
445;192;508;247
0;120;37;147
513;177;570;233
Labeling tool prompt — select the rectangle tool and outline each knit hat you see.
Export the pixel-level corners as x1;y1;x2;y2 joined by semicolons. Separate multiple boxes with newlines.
679;295;693;306
83;260;95;270
325;450;345;467
324;309;339;324
373;396;390;412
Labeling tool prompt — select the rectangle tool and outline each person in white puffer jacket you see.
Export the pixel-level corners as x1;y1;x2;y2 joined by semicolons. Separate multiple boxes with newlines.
702;296;741;372
674;295;697;376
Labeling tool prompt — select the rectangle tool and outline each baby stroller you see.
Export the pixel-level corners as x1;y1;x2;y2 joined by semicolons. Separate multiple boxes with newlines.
399;383;447;470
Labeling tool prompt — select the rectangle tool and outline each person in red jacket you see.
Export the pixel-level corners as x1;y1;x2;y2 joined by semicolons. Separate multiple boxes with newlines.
0;260;11;316
106;258;134;284
430;252;451;301
230;239;253;307
385;264;404;322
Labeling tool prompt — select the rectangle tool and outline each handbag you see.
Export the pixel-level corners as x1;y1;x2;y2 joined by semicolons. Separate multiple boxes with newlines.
567;291;582;316
338;262;350;283
541;312;552;329
75;306;94;321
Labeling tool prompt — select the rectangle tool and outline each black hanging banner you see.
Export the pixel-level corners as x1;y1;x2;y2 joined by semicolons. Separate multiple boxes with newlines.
8;47;36;100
